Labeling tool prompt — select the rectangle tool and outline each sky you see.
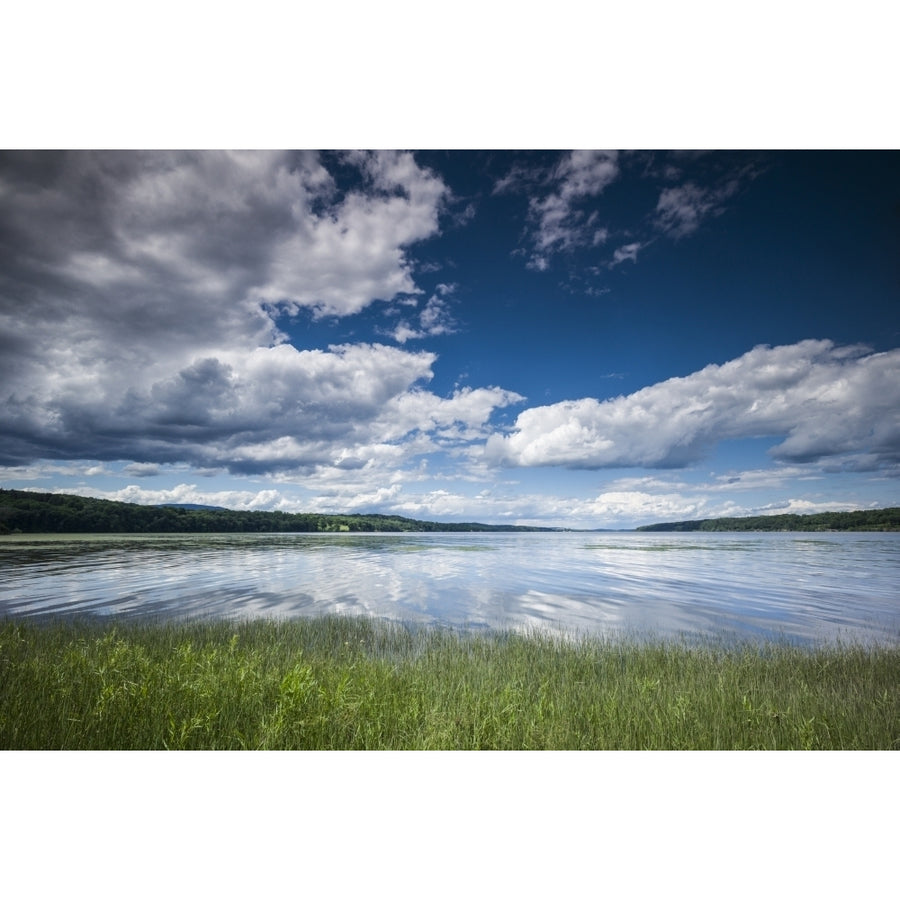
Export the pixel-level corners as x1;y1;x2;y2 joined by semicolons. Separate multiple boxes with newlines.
1;149;898;529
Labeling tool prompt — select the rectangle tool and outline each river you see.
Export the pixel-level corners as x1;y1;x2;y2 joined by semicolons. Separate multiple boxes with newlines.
1;531;898;645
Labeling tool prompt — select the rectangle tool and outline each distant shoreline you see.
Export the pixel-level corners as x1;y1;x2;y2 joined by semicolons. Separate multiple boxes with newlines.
2;488;898;534
0;488;558;535
637;508;900;532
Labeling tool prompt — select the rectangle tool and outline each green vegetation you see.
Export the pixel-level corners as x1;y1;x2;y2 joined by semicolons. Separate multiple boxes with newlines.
0;489;552;535
637;508;900;532
2;616;897;749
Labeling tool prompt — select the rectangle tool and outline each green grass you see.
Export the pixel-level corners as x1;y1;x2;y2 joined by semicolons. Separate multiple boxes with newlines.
1;615;897;750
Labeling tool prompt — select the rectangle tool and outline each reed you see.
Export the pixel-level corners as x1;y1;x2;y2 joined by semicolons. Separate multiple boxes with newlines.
1;616;897;750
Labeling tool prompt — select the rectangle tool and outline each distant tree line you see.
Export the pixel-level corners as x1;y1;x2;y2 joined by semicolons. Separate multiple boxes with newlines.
636;508;900;532
0;489;552;534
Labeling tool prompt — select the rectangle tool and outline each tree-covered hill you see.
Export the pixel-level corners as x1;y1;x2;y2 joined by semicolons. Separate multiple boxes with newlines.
636;508;900;532
0;489;552;534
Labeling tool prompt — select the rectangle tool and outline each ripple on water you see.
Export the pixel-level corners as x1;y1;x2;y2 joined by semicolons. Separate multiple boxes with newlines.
1;531;898;645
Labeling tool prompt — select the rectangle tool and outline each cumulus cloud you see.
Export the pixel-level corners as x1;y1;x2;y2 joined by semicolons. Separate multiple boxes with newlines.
486;341;900;471
1;331;524;475
390;484;720;528
253;150;448;318
0;150;445;345
572;489;870;528
582;490;711;523
0;151;528;476
63;482;296;512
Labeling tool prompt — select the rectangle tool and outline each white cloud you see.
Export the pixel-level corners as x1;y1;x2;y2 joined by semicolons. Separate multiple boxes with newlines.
707;466;824;492
31;468;876;531
387;484;720;528
62;482;296;512
492;161;545;196
0;152;468;471
0;151;447;355
254;150;448;318
754;497;868;515
583;490;711;523
575;490;872;528
555;150;620;203
1;320;523;477
654;174;745;238
307;483;406;513
501;151;762;275
384;386;524;441
609;242;643;266
486;341;900;471
0;462;116;482
389;289;457;343
527;150;619;264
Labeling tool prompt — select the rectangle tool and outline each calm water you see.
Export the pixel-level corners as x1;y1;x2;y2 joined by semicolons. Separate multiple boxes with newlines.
1;531;898;645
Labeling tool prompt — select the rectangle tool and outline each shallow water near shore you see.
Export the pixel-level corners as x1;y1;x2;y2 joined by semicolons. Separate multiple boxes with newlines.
1;531;898;645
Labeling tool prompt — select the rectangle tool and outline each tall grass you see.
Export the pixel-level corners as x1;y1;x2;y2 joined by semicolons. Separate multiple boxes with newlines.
1;616;897;749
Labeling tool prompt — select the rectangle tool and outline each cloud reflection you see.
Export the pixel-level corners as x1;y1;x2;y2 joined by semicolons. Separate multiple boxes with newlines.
1;532;897;645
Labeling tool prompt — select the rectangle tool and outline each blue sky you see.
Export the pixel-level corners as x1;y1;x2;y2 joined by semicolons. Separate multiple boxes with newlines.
1;149;898;528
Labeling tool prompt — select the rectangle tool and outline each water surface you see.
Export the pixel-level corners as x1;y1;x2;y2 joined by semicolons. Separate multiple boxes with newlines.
1;531;898;645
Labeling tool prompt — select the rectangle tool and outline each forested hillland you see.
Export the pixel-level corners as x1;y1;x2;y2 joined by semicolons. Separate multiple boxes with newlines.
0;489;553;534
636;508;900;532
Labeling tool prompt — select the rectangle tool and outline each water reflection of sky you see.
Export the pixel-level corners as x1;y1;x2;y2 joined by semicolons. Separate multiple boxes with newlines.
1;532;898;645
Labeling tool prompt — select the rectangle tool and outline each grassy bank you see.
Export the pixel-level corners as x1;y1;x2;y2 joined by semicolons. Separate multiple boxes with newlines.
1;615;897;750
